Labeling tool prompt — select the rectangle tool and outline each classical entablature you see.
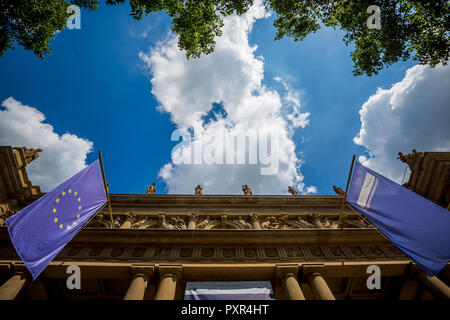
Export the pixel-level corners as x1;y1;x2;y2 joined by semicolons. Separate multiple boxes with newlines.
88;210;370;230
0;146;449;300
79;194;372;230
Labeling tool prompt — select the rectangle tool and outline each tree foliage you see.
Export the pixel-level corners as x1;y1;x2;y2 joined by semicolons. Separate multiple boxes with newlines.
0;0;99;58
1;0;448;76
268;0;450;75
106;0;254;58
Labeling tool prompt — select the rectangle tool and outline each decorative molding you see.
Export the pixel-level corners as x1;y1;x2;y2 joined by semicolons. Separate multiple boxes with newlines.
0;243;409;264
86;213;372;230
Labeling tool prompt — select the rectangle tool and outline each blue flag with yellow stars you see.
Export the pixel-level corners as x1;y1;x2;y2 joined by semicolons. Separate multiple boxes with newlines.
5;160;107;280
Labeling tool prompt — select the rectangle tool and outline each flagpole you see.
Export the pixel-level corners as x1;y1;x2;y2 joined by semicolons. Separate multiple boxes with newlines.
98;150;114;228
337;154;356;228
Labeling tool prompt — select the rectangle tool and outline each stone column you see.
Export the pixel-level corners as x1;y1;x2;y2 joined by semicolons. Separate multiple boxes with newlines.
187;213;197;229
417;272;450;300
155;266;182;300
308;272;335;300
281;273;305;300
250;213;261;230
124;273;149;300
155;274;178;300
0;272;28;300
276;265;304;300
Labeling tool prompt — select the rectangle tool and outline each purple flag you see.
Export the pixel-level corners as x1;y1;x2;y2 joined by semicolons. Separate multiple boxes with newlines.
6;160;106;279
348;162;450;276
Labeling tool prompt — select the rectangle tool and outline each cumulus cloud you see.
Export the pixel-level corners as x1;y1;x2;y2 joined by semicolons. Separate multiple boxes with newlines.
140;0;315;194
354;63;450;183
0;97;93;191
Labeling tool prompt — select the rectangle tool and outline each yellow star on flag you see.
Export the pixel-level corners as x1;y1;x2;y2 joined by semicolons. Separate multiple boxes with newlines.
52;208;56;213
73;222;77;226
77;214;80;219
77;197;81;202
68;189;72;193
66;225;71;230
59;224;63;229
56;198;60;203
74;191;78;196
78;206;81;210
62;191;65;196
54;218;58;223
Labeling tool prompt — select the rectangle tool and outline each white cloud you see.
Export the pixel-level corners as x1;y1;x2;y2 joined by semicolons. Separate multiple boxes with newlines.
354;63;450;183
140;0;315;194
0;97;93;191
274;77;310;130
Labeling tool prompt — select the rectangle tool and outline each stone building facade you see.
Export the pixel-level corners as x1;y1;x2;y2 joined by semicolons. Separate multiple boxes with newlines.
0;146;449;300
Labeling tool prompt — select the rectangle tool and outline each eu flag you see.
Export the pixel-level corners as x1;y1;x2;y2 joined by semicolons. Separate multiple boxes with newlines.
5;160;107;279
347;162;450;276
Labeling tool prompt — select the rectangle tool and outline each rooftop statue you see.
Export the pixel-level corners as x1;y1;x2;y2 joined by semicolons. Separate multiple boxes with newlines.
332;185;345;195
242;185;252;195
288;186;298;195
146;183;156;195
398;149;423;169
14;147;42;165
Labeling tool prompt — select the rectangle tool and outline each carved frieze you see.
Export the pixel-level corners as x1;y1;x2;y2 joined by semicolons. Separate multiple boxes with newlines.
85;212;373;230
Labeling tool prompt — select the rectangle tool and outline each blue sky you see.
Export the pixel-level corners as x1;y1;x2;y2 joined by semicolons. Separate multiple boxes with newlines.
1;2;448;195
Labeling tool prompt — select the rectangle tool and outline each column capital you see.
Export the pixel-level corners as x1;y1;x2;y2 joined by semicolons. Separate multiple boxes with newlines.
301;264;325;278
158;265;183;281
280;272;297;282
130;264;155;281
275;264;299;282
307;272;325;281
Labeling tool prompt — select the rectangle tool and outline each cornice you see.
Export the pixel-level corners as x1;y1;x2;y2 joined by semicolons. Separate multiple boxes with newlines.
29;193;345;208
0;227;383;245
